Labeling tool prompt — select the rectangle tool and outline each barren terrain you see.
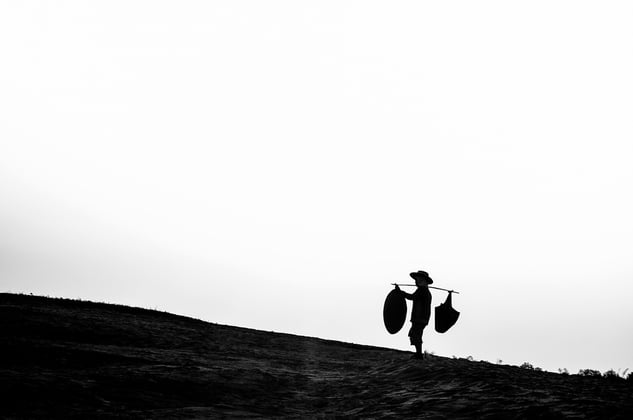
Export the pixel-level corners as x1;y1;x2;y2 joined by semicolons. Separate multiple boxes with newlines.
2;293;632;418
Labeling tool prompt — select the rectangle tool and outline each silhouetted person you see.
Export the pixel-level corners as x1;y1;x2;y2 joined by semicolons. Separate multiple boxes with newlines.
396;270;432;359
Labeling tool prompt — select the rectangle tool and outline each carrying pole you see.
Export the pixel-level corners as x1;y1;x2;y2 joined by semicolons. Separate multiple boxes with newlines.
391;283;460;294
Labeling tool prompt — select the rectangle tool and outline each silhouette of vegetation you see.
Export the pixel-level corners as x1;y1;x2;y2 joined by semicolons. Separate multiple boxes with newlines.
603;370;621;381
578;369;602;377
519;362;543;372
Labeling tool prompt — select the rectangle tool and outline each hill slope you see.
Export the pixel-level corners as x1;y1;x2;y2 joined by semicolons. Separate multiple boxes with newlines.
2;293;632;419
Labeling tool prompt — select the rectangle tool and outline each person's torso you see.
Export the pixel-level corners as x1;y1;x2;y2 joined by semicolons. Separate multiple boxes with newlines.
411;287;432;322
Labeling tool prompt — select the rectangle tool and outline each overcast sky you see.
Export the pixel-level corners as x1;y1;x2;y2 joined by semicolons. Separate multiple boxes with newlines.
1;1;632;374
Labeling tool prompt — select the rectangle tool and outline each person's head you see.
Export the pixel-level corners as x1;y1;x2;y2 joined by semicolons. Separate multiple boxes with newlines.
410;270;433;287
415;277;428;287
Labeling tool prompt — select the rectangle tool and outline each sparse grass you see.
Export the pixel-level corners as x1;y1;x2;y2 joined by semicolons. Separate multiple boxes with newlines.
6;292;208;324
476;357;633;382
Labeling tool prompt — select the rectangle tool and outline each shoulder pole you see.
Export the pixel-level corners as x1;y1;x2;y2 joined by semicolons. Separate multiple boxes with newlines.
391;283;460;294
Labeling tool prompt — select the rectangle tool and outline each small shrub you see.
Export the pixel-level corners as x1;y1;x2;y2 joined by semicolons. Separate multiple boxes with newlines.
520;362;535;370
497;359;503;364
578;369;601;377
558;368;569;375
620;368;629;380
603;369;621;381
466;356;474;362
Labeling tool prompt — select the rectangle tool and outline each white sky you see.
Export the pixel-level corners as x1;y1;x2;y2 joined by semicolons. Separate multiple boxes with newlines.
1;1;632;374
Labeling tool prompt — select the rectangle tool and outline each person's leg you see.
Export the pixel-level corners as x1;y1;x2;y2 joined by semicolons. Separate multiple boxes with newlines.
414;342;422;355
409;322;424;358
419;324;427;358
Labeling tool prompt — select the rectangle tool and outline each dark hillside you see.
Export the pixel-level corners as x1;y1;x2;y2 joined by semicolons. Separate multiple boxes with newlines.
1;293;632;419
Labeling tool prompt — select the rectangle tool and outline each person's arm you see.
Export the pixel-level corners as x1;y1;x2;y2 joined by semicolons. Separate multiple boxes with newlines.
395;285;415;300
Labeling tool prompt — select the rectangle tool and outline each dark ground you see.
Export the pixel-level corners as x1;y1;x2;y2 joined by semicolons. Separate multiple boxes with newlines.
2;293;632;419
